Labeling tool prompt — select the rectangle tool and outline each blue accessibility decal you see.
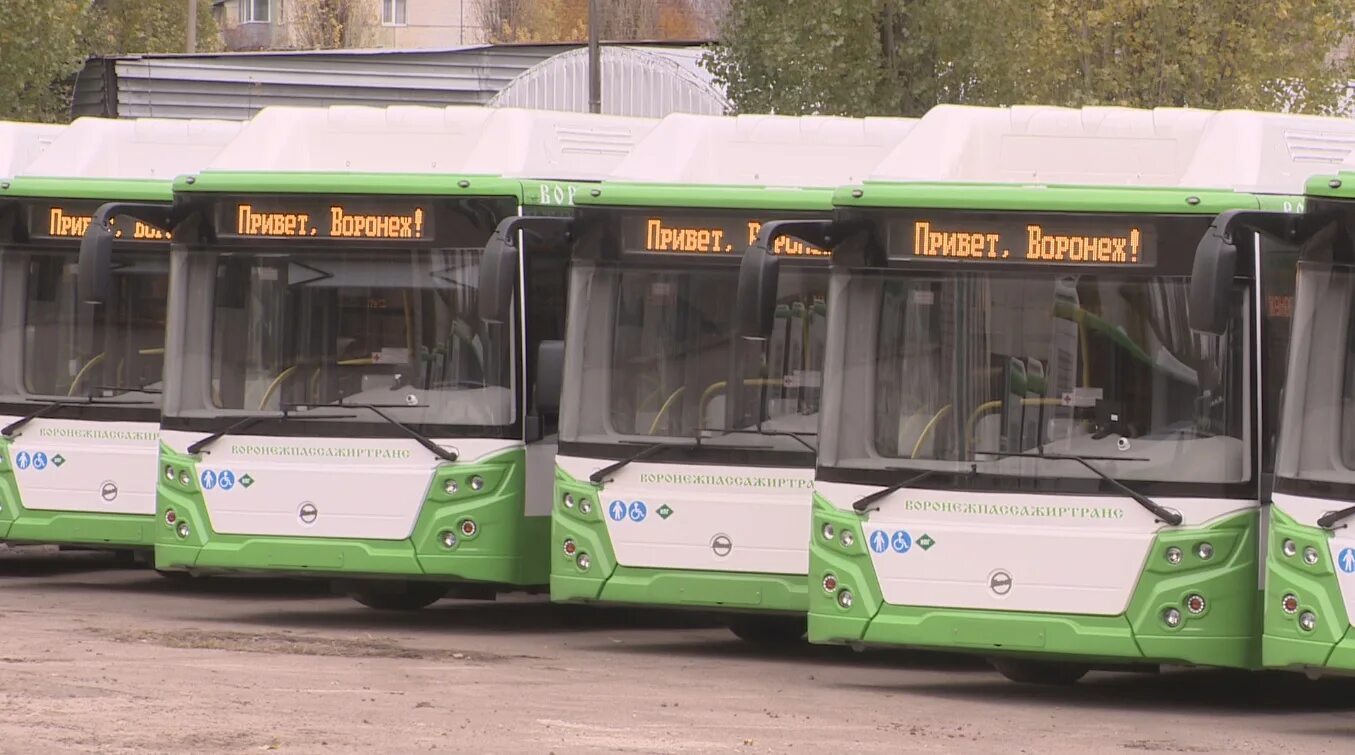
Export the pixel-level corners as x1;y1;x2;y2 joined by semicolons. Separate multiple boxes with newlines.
869;530;889;554
628;501;647;523
14;451;30;470
891;530;913;554
1340;547;1355;574
31;452;48;471
608;500;627;522
200;469;218;490
217;470;236;491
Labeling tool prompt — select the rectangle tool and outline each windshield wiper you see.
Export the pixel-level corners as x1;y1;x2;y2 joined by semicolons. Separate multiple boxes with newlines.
974;449;1183;526
1317;505;1355;530
704;427;818;453
94;384;163;396
2;396;154;438
287;400;458;463
589;440;701;484
850;466;960;513
186;413;283;455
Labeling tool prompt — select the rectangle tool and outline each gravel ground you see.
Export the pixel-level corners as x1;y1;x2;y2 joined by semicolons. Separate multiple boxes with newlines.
2;544;1354;754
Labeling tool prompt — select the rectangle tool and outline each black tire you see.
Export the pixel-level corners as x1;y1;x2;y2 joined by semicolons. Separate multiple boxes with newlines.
990;658;1089;685
728;616;807;646
349;582;448;611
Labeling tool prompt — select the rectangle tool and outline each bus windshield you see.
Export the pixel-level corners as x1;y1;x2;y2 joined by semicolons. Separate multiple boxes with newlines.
1276;262;1355;489
163;247;514;429
819;269;1249;485
0;248;166;406
560;260;825;454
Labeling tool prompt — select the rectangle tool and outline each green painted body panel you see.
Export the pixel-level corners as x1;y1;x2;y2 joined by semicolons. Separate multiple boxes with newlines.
1261;506;1351;670
550;465;806;613
0;177;173;202
577;182;836;211
174;173;591;209
807;494;1260;668
0;438;155;548
1304;172;1355;199
155;445;549;585
833;182;1261;214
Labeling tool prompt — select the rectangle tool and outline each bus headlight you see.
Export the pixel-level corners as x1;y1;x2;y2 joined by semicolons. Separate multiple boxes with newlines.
175;521;190;539
1162;608;1182;628
1195;542;1213;560
820;522;835;541
1282;539;1297;558
444;479;459;495
578;498;592;515
839;530;855;548
1165;547;1182;565
1303;547;1320;566
562;493;574;508
1299;611;1317;632
837;589;854;609
469;475;485;491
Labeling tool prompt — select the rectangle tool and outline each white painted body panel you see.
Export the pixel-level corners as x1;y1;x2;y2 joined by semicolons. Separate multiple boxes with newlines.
162;430;521;540
4;417;159;516
558;456;814;575
1273;491;1355;628
818;481;1253;615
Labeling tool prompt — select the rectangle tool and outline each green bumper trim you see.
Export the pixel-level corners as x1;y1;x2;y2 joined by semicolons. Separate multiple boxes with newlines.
1261;506;1350;670
155;444;548;585
808;493;1259;668
550;464;806;613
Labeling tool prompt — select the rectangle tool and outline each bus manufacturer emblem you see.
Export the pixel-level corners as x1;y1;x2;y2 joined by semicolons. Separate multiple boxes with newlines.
711;534;733;557
989;570;1013;596
100;481;118;502
298;502;318;525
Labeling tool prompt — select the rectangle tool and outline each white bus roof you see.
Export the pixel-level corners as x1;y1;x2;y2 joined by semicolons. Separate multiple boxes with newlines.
199;106;656;181
606;113;918;187
20;117;243;181
868;105;1355;194
0;122;66;181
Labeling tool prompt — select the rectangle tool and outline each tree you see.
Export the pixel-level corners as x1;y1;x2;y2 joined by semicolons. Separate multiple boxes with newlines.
707;0;1355;116
288;0;380;50
88;0;224;56
0;0;90;122
476;0;712;44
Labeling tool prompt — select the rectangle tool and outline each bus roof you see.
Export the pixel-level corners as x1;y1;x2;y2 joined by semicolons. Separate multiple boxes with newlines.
581;113;917;210
186;106;656;188
607;113;916;187
20;117;243;182
0;121;65;182
863;105;1355;195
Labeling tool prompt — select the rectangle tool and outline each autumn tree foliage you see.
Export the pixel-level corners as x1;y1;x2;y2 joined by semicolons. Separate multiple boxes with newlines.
476;0;714;43
706;0;1355;116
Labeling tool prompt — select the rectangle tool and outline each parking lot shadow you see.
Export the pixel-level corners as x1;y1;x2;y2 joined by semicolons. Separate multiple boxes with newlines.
848;667;1355;714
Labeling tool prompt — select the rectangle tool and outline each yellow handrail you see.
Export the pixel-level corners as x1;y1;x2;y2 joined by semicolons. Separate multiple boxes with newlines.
910;405;952;460
68;353;107;396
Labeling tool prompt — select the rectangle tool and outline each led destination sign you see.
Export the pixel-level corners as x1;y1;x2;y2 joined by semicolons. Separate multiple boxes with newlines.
624;214;829;257
890;212;1157;267
220;199;433;242
28;204;170;242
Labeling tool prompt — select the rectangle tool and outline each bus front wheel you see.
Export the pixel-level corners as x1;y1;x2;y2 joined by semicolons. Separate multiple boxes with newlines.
349;581;448;611
990;658;1089;685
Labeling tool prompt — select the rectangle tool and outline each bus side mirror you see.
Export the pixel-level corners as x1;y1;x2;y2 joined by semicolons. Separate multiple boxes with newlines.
78;221;115;306
478;229;520;325
1189;231;1237;335
535;339;565;416
734;242;780;339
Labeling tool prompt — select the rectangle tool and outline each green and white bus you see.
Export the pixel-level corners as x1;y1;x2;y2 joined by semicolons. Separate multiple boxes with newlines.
1218;167;1355;675
552;114;914;642
797;105;1355;683
141;106;654;608
0;117;241;553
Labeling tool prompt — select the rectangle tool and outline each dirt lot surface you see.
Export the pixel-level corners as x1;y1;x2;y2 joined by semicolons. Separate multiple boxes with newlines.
2;545;1355;754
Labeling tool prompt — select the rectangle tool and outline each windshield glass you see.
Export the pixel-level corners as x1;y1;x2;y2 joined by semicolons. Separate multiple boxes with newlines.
560;261;824;452
820;270;1248;484
165;247;513;428
1277;262;1355;487
0;248;166;405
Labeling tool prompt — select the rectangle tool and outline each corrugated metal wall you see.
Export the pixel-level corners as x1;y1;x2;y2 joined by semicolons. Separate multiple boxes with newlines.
70;45;583;120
